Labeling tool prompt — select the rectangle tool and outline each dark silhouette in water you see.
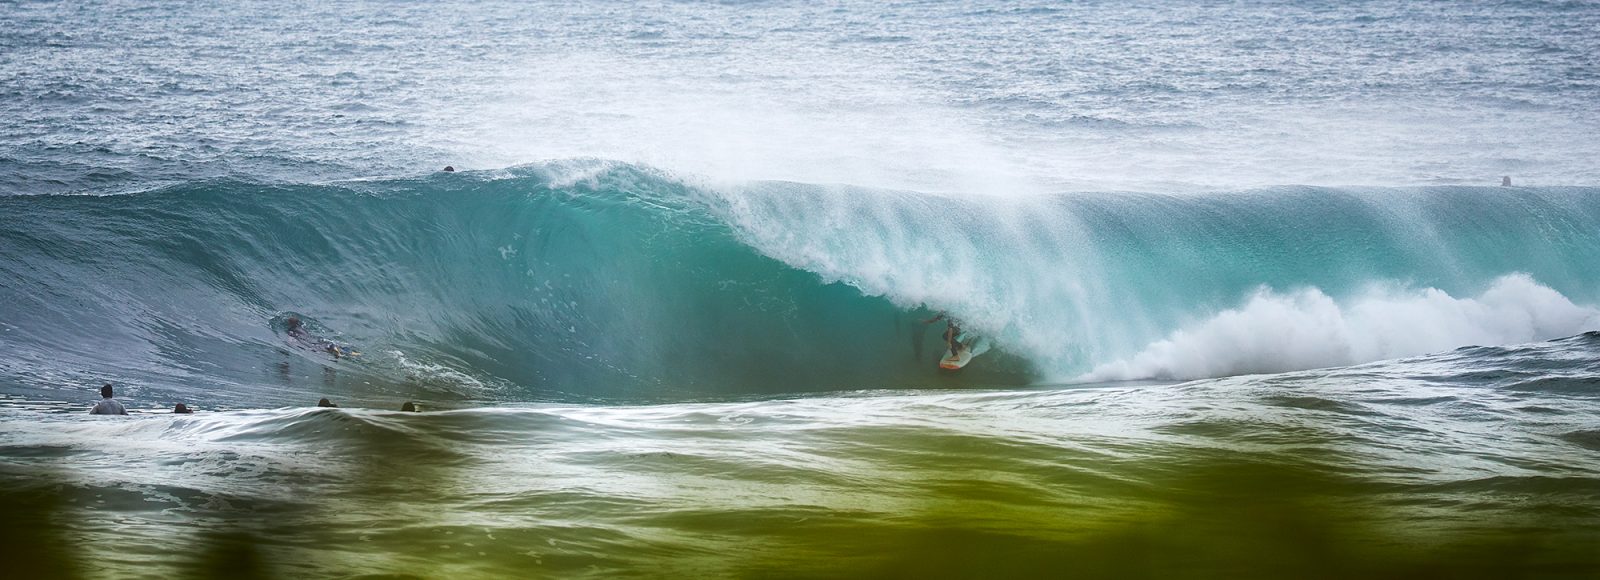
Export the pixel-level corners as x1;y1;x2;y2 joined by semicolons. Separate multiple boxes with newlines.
285;316;307;339
908;313;927;362
90;383;128;415
922;312;968;358
173;403;193;414
0;471;80;579
443;165;455;172
317;398;338;408
284;316;356;360
401;401;417;412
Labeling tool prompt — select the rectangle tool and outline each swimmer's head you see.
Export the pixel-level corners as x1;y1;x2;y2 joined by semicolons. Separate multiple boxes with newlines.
100;383;113;398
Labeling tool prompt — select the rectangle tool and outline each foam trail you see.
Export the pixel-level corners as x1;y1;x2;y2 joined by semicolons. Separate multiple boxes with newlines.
1079;274;1600;382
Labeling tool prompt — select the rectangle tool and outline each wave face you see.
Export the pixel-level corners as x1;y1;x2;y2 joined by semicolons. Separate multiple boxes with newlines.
3;164;1600;404
0;165;1030;405
715;179;1600;382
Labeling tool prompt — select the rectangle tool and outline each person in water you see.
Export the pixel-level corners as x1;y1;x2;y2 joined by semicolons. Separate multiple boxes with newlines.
287;316;349;358
285;316;308;339
318;398;338;408
173;403;193;414
923;312;967;357
90;383;128;415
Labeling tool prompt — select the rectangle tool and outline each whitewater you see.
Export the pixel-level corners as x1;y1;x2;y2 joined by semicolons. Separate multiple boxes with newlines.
2;0;1599;577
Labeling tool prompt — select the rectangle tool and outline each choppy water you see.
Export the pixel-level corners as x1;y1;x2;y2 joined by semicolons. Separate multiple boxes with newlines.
6;336;1600;577
3;0;1600;577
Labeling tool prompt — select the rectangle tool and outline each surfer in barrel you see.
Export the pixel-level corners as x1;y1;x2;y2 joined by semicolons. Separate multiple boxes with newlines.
923;311;967;357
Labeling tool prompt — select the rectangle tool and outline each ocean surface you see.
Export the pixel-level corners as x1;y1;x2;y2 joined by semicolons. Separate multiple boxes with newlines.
2;0;1599;577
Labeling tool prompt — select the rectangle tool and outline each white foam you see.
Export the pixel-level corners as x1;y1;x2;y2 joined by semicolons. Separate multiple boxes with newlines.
389;350;499;396
1078;274;1600;382
437;39;1600;193
450;52;1042;196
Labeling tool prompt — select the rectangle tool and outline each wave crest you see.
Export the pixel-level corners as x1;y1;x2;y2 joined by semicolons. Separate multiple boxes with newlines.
1079;274;1600;382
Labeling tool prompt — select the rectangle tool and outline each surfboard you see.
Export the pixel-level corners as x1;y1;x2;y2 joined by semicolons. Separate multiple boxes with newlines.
939;336;990;370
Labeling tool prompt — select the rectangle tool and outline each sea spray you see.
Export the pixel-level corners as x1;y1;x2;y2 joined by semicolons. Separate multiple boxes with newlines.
3;167;1599;404
1080;274;1600;381
709;181;1600;382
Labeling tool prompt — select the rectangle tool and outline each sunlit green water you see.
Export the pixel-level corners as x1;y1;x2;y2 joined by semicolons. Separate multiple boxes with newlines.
7;1;1600;577
5;338;1599;578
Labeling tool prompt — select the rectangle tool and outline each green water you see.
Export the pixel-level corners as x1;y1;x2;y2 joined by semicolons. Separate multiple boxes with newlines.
5;359;1599;578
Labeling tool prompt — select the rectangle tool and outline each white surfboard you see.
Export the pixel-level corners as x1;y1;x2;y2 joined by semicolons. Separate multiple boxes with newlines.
939;336;990;370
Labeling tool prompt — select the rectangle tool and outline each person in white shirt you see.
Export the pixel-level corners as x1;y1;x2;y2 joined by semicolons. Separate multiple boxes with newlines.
89;383;128;415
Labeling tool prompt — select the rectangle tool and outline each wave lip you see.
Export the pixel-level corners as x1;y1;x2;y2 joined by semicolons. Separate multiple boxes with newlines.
4;166;1600;402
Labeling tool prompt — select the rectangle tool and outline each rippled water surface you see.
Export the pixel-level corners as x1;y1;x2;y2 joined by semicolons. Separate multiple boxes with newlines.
6;335;1600;577
5;1;1600;577
6;0;1600;192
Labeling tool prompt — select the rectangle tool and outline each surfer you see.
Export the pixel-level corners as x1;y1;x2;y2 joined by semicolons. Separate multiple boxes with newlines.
285;316;308;339
922;312;967;356
286;316;356;358
89;383;128;415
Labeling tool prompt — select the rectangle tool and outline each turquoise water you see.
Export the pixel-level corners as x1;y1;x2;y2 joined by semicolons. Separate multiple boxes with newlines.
3;167;1599;403
3;0;1600;577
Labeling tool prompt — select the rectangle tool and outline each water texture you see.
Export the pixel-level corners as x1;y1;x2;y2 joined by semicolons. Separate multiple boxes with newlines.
2;0;1599;577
